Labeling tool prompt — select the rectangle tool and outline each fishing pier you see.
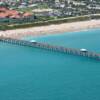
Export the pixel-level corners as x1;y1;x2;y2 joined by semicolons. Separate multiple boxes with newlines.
0;37;100;60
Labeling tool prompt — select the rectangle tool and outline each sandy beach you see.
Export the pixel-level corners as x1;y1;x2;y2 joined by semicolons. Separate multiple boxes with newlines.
0;20;100;39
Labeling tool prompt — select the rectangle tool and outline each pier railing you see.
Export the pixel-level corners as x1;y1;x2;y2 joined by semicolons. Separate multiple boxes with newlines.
0;37;100;60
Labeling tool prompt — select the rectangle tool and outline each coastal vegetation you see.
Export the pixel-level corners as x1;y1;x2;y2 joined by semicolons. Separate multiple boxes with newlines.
0;14;100;30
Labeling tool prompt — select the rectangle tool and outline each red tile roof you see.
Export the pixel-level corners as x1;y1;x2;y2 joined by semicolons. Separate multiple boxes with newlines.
0;7;33;19
7;10;19;16
10;15;21;19
0;7;8;12
0;13;8;18
23;12;32;17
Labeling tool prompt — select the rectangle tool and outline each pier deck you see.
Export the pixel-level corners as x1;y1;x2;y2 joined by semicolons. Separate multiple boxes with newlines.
0;37;100;60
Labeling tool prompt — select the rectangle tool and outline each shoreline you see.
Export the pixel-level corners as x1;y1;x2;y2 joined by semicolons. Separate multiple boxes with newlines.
0;20;100;39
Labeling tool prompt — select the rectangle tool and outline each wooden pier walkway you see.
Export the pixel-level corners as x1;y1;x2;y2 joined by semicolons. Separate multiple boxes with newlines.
0;37;100;60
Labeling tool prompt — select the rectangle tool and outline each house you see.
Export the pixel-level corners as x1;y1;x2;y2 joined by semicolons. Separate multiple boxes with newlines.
32;9;53;16
23;12;32;17
0;6;34;19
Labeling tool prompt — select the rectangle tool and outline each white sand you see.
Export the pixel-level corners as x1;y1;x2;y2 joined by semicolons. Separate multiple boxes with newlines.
0;20;100;39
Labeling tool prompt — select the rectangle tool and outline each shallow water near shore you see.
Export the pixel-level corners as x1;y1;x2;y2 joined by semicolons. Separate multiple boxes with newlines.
25;28;100;52
0;29;100;100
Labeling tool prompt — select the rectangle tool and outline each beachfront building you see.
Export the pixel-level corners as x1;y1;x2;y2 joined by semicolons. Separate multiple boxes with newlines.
0;6;36;24
32;9;53;16
0;0;100;24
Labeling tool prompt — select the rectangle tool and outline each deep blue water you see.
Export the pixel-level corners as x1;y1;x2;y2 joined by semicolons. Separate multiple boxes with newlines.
0;29;100;100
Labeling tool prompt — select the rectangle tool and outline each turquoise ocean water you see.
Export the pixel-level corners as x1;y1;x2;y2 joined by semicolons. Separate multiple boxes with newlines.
0;29;100;100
